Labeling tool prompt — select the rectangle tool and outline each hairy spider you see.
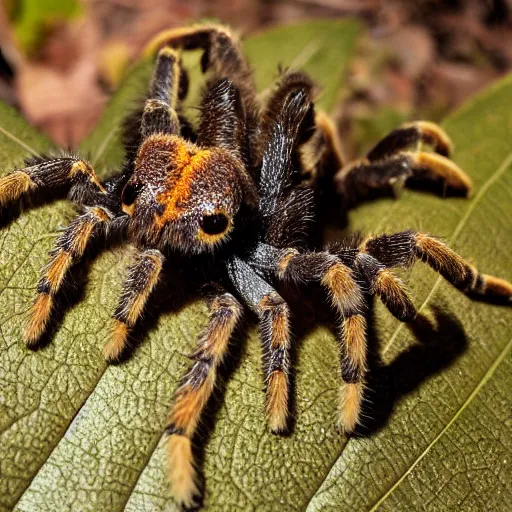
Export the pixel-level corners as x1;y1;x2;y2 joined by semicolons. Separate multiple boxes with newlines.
1;24;511;509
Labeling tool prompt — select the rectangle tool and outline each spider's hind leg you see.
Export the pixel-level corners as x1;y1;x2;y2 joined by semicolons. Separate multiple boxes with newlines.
24;206;113;346
334;121;472;207
354;230;512;319
274;248;368;432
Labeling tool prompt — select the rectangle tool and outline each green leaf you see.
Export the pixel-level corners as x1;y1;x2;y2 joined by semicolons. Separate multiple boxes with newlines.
1;19;510;512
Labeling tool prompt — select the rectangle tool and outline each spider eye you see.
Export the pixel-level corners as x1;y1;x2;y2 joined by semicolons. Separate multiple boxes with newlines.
200;213;229;235
122;181;143;206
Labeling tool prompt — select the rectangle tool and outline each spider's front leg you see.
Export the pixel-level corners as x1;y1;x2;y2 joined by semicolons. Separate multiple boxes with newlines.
332;121;472;207
144;24;260;162
24;206;114;345
0;155;107;208
103;249;164;362
164;292;242;508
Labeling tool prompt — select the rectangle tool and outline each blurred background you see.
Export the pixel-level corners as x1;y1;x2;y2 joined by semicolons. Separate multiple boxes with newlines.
0;0;511;155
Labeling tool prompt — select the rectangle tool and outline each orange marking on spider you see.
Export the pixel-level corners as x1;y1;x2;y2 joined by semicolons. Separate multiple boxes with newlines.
267;370;289;432
24;294;53;347
0;171;35;205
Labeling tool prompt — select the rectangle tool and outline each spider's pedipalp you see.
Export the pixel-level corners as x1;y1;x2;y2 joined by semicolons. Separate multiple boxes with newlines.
104;249;164;362
275;249;368;432
0;157;106;208
362;230;512;303
227;256;293;433
24;206;113;346
165;292;242;508
197;77;246;162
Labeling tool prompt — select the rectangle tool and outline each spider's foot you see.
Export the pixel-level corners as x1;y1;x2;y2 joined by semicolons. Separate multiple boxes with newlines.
470;274;512;304
165;434;201;509
103;320;129;363
23;294;53;347
267;370;289;433
339;382;364;434
405;151;472;196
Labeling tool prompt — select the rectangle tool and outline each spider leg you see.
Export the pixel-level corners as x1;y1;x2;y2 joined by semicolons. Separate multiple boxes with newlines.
145;24;252;88
0;156;107;209
141;47;181;138
164;292;242;508
227;257;292;433
196;78;246;162
334;121;472;207
353;252;417;322
302;111;344;186
145;24;258;131
24;207;113;345
358;230;512;306
104;249;164;362
368;121;453;160
275;249;367;432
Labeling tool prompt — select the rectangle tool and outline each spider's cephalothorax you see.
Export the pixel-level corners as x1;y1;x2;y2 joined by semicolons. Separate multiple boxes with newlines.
123;132;255;251
1;24;511;509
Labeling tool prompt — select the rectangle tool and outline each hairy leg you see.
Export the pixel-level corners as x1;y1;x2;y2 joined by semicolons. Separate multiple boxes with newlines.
24;206;113;345
361;230;512;303
104;249;164;362
164;292;242;508
141;47;182;138
0;156;107;208
330;121;471;207
196;78;247;163
275;248;368;432
145;24;259;150
331;230;511;323
226;256;293;433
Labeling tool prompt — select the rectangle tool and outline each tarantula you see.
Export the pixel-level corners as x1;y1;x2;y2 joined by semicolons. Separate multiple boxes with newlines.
1;25;510;509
